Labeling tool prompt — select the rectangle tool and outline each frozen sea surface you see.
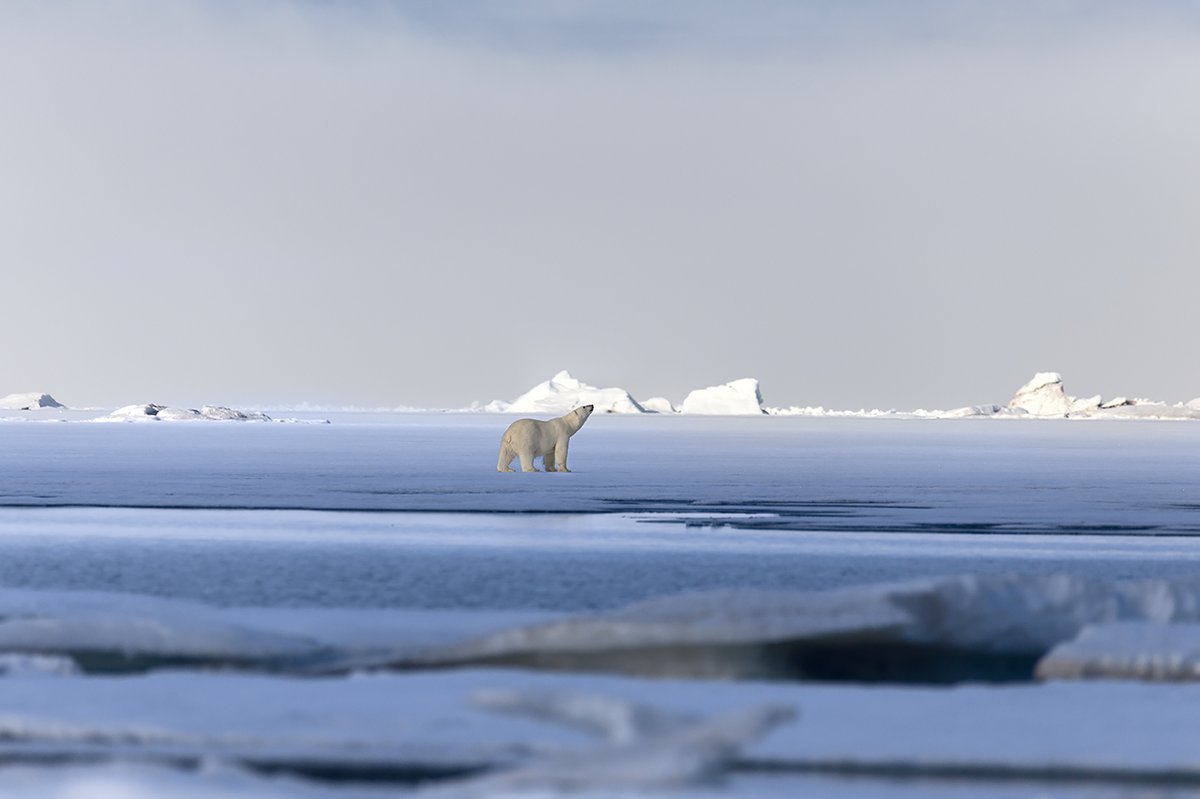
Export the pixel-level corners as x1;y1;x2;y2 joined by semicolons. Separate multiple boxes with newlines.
2;413;1199;534
3;413;1200;796
2;413;1200;608
2;508;1200;609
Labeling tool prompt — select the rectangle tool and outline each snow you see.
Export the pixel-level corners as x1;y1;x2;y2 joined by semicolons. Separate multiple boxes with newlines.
489;371;645;414
680;378;765;415
1036;622;1200;681
0;392;64;410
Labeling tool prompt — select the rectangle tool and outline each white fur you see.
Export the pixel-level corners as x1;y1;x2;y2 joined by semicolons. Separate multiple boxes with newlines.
497;405;594;473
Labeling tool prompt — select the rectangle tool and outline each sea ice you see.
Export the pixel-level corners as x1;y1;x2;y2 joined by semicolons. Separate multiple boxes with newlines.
0;586;558;671
0;667;1198;795
449;689;795;793
1036;622;1200;681
0;588;320;667
408;574;1200;680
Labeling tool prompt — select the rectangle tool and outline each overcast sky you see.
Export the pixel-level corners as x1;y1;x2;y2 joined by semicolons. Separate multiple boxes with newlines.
3;1;1199;410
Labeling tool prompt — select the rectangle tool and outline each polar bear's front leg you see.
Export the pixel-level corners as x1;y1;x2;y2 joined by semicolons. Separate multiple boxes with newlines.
542;451;557;472
554;438;571;472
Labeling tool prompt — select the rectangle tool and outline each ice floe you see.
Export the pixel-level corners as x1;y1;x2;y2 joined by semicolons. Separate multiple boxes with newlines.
21;575;1200;683
0;588;320;669
397;574;1200;682
0;587;558;673
1036;622;1200;681
680;378;766;415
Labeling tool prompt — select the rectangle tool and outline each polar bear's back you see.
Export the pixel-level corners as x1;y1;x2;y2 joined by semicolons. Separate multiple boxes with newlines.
501;417;559;452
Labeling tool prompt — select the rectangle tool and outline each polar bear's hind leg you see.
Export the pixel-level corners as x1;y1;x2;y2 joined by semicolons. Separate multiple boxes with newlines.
497;442;516;472
542;451;557;472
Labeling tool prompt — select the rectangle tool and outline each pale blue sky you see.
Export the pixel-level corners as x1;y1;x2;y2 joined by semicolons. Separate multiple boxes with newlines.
3;1;1199;409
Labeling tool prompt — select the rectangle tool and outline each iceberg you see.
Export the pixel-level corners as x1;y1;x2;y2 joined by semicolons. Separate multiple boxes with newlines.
490;371;645;415
1007;372;1100;416
0;392;64;410
1004;373;1200;420
680;378;766;415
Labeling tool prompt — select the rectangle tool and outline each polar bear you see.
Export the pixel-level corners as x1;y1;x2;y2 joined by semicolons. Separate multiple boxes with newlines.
497;405;594;473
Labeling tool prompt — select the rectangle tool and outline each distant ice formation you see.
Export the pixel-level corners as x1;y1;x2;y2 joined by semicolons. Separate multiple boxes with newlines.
1006;372;1200;419
99;404;272;422
488;371;645;415
483;370;1200;420
0;392;64;410
680;378;766;415
487;373;771;416
1007;372;1100;416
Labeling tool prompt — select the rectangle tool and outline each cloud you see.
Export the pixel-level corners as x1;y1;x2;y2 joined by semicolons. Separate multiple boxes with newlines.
2;1;1199;408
